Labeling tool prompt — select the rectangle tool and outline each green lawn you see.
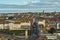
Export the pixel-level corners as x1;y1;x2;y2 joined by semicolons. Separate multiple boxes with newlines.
2;29;32;36
11;30;25;36
28;30;32;35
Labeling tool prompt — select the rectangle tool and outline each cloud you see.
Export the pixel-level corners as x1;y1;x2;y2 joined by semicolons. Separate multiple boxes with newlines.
7;0;60;6
31;0;40;3
16;2;28;5
1;2;29;6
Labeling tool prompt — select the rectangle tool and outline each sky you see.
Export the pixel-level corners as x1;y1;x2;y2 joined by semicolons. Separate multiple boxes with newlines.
0;0;60;13
0;0;60;5
0;0;31;5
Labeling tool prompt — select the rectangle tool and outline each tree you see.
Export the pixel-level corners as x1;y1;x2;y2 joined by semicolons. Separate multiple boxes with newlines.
8;16;14;20
48;27;56;34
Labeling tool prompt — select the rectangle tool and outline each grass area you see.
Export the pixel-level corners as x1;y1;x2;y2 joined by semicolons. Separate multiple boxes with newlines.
10;30;25;36
28;30;32;36
1;29;32;36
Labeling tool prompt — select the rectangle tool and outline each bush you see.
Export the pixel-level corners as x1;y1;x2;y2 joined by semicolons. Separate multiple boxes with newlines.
48;27;56;34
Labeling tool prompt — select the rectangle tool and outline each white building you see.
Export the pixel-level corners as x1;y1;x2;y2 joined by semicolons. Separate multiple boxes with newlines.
0;22;31;30
0;24;4;29
20;22;31;30
3;23;9;29
8;23;21;30
20;22;31;39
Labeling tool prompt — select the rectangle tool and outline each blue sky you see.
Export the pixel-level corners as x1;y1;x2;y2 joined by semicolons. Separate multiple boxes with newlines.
0;0;42;5
0;0;60;13
0;0;60;5
0;0;31;5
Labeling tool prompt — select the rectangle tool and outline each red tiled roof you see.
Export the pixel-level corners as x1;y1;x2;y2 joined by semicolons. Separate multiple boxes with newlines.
45;17;60;21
